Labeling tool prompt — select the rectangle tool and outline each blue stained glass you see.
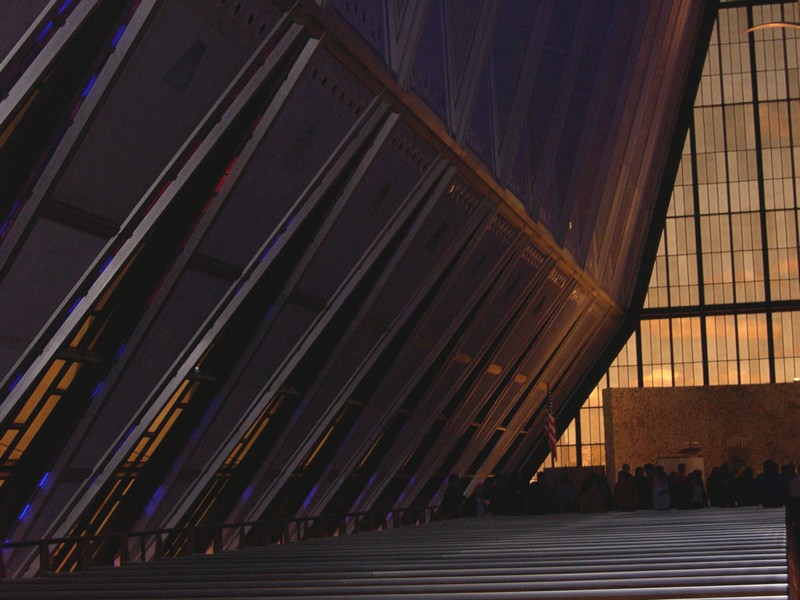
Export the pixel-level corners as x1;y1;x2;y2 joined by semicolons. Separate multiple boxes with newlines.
81;75;98;98
111;25;126;48
36;21;54;43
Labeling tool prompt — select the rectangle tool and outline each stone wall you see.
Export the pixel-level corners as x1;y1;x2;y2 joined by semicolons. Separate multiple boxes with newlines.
603;383;800;481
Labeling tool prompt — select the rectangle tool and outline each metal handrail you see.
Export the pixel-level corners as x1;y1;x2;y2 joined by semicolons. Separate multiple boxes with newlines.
788;503;800;600
0;505;440;579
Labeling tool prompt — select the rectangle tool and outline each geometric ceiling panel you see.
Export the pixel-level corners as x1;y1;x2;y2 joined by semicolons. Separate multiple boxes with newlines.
410;0;449;124
0;0;50;66
327;0;388;64
52;0;265;224
0;0;712;577
198;47;372;270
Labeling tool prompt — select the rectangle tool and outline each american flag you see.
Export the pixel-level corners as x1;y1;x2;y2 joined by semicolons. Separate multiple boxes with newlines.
545;389;557;457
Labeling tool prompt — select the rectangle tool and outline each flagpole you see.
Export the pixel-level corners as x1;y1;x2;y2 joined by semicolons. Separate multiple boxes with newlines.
546;382;555;471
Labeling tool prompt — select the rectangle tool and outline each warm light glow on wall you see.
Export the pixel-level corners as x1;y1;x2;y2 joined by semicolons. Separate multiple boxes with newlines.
546;0;800;472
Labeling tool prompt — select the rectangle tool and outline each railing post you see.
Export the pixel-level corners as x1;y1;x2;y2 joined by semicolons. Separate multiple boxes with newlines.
153;530;163;561
38;541;51;574
787;504;799;600
76;538;88;571
184;529;195;556
213;526;223;554
120;534;130;565
0;504;443;578
256;521;264;547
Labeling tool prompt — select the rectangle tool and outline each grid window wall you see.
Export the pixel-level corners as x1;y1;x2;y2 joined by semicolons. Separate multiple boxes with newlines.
544;1;800;474
645;234;669;309
549;418;578;468
550;375;608;470
672;316;704;386
608;332;639;389
579;381;605;468
773;311;800;382
640;319;674;387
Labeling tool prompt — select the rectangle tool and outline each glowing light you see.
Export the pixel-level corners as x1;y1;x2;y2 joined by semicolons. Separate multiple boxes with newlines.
7;372;24;392
110;25;126;48
98;254;114;274
188;427;201;444
111;426;135;456
18;504;31;520
301;485;319;509
80;75;98;98
36;21;54;42
213;157;238;194
38;472;50;488
67;296;82;315
145;486;165;516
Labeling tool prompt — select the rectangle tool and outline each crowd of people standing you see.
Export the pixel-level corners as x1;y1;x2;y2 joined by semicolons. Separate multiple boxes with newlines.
440;458;800;518
612;459;800;512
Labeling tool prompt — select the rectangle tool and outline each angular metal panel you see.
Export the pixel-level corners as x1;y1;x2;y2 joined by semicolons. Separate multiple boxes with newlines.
530;2;610;245
0;0;50;66
264;175;483;519
69;270;232;469
364;180;482;326
0;4;296;397
200;49;372;269
52;1;271;223
444;274;581;482
506;119;531;208
222;159;450;528
0;0;712;567
327;0;388;63
562;4;638;265
292;181;491;518
387;246;555;506
464;64;495;171
294;199;488;514
444;0;482;98
385;0;429;86
348;215;524;513
294;122;435;299
0;0;100;131
123;113;420;531
0;219;104;376
490;0;538;157
0;25;316;552
479;292;608;480
409;0;448;125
